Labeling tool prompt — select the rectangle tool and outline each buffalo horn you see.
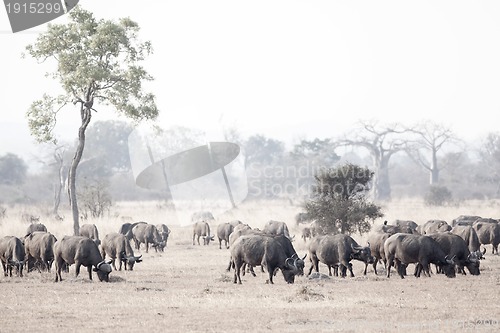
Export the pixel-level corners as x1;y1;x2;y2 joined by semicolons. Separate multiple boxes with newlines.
285;258;295;268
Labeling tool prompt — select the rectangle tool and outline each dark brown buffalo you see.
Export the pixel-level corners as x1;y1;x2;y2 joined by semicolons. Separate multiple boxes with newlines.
132;223;162;253
24;231;57;272
384;233;456;278
79;223;101;246
53;236;112;282
307;234;374;278
452;215;481;227
428;232;481;275
416;220;452;235
451;225;481;253
230;234;305;284
217;222;235;249
0;236;25;277
263;220;294;241
155;224;170;251
25;223;47;237
101;233;142;271
192;221;214;245
473;220;500;254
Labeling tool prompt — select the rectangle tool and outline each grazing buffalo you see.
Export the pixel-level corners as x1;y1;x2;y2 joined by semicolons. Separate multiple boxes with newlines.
263;220;294;241
156;224;170;251
428;232;481;275
217;222;235;249
25;223;47;237
101;233;142;271
132;223;162;253
473;220;500;254
53;236;112;282
451;225;481;253
0;236;25;277
384;233;456;278
118;222;147;241
192;221;214;245
416;220;452;235
365;231;393;275
376;221;414;235
24;231;57;273
452;215;481;227
230;234;305;284
79;223;101;246
307;234;374;278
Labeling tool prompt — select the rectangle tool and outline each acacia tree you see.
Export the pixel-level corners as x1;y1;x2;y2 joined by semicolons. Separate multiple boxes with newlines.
336;120;411;201
304;163;383;235
25;8;158;235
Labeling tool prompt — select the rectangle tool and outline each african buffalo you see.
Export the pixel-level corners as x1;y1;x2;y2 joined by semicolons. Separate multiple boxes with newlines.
101;233;142;271
428;232;481;275
416;220;452;235
193;221;214;245
384;233;456;278
0;236;25;277
393;220;418;233
452;215;481;227
156;224;170;251
132;223;162;253
53;236;112;282
230;234;305;284
217;222;235;249
307;234;374;278
25;223;47;237
79;223;101;246
473;220;500;254
118;221;147;241
263;220;294;241
451;225;481;253
24;231;57;272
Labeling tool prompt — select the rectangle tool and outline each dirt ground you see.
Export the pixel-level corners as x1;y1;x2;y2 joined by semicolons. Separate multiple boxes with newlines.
1;221;499;333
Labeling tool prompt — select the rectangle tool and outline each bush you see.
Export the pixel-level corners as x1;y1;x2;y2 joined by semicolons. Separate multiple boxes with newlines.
424;185;452;206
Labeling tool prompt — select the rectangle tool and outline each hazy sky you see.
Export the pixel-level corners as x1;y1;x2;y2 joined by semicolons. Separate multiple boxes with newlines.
2;1;500;167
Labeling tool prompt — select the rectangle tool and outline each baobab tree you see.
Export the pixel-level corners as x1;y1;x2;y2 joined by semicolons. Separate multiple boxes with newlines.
407;121;461;185
25;8;158;235
335;120;412;201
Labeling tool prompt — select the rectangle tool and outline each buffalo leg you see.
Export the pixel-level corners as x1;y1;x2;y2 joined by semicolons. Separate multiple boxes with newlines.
75;262;81;278
87;266;92;280
373;258;379;275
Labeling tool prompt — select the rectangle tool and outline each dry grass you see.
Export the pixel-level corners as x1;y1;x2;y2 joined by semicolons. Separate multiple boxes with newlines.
0;199;499;332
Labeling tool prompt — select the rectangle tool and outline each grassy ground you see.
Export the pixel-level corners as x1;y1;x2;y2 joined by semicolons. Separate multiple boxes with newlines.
0;199;499;332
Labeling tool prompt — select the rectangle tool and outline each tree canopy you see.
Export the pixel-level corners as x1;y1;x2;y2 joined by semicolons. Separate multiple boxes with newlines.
25;7;158;235
305;163;383;235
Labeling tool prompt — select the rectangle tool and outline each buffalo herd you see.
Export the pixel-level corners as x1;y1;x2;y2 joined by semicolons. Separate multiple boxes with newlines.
0;212;498;285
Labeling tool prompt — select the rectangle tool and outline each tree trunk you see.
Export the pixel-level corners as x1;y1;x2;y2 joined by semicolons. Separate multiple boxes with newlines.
52;152;65;217
374;155;391;201
69;104;92;236
430;148;439;184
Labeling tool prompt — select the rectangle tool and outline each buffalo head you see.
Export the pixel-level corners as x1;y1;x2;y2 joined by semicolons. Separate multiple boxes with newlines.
94;260;113;282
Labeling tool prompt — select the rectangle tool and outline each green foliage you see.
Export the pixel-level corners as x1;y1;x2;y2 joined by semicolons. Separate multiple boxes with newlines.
0;153;28;185
25;6;158;143
304;163;383;235
424;185;452;206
